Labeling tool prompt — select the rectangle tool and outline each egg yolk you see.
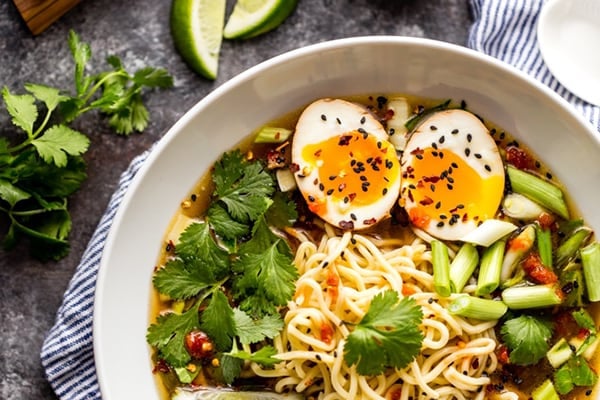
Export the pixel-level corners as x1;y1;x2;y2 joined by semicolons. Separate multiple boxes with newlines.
402;148;503;229
301;131;400;216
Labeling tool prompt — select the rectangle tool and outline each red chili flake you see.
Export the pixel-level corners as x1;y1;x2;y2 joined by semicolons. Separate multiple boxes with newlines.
423;176;440;183
497;345;510;364
289;163;300;173
165;240;175;252
338;135;352;146
338;183;346;192
339;220;354;230
383;108;395;121
419;196;434;206
537;212;556;231
314;149;322;157
363;218;377;225
320;323;335;344
185;330;214;359
522;252;558;284
506;146;535;170
266;149;286;169
411;147;425;155
152;359;171;374
577;327;591;340
348;193;357;202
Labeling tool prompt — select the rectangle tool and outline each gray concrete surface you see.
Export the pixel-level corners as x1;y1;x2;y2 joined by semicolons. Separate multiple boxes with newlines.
0;1;472;398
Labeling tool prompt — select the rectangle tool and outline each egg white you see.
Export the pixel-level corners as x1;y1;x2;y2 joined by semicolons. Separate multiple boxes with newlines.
291;98;401;230
400;109;505;241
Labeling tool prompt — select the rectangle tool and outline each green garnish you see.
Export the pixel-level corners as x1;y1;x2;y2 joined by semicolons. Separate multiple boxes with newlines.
344;291;424;375
500;314;553;365
554;356;598;395
0;30;172;260
146;150;297;381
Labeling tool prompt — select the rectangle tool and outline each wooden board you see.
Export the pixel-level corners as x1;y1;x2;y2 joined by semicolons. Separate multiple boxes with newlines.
13;0;81;35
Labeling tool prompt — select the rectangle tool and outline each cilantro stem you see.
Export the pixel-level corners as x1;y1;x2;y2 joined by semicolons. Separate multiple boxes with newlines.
6;107;53;154
79;70;128;109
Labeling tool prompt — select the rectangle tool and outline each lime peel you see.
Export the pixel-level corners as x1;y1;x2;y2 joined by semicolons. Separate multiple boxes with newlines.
224;0;298;40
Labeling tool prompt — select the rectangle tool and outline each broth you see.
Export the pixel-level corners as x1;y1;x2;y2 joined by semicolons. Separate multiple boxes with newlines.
148;94;599;400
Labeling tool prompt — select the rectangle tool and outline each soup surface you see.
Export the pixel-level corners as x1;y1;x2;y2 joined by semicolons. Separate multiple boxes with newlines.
147;95;600;400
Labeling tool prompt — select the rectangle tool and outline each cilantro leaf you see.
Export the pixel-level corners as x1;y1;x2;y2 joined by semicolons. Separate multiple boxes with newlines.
153;259;216;300
200;290;236;352
2;87;37;135
233;308;283;345
133;66;174;88
228;345;280;366
554;356;598;395
220;354;243;385
24;83;68;113
500;314;553;365
147;305;199;367
265;191;298;229
206;202;250;240
344;291;424;376
0;179;31;207
67;30;92;96
31;125;90;167
176;222;229;280
212;150;274;223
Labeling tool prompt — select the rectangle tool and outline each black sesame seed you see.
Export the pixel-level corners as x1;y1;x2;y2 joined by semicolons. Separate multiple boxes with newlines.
321;114;327;121
409;184;416;189
447;177;454;184
440;215;447;219
430;184;436;192
435;202;441;209
432;151;439;157
366;157;373;163
360;175;367;181
377;141;382;149
439;136;445;144
327;189;334;195
546;172;553;179
358;127;366;134
430;125;438;131
385;160;393;169
329;175;337;181
382;188;388;195
191;194;197;201
535;160;541;168
360;116;366;124
485;164;492;172
464;148;471;157
316;354;322;361
351;159;356;166
447;184;454;190
432;142;438;150
308;195;315;202
336;117;342;124
416;154;423;160
451;128;459;134
319;183;325;191
439;152;444;159
437;221;444;227
427;298;434;304
474;153;482;159
499;131;506;140
451;162;459;168
343;196;349;203
389;128;395;136
467;133;472;142
350;213;357;221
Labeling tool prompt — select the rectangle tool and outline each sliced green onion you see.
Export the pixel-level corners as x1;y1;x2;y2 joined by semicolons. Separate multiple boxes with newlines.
502;192;547;220
386;97;411;150
501;284;562;309
404;99;451;132
546;338;573;368
448;295;507;320
500;225;536;283
475;239;506;296
556;227;592;268
275;168;297;192
532;379;560;400
536;223;553;269
449;243;479;293
253;126;292;143
431;240;451;297
460;219;517;247
581;241;600;302
506;165;569;220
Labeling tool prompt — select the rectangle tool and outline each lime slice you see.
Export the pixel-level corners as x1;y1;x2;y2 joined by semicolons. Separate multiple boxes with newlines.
223;0;298;40
170;0;227;80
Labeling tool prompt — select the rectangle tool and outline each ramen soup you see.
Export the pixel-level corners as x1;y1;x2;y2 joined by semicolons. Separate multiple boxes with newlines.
147;95;600;400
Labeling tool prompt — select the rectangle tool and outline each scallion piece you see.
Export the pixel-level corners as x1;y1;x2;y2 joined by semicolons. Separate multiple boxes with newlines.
448;295;507;320
500;225;536;283
536;223;553;269
581;242;600;302
431;240;451;297
555;227;592;268
253;126;292;143
546;338;573;368
532;379;560;400
501;284;562;309
475;239;506;296
506;165;569;220
449;243;479;293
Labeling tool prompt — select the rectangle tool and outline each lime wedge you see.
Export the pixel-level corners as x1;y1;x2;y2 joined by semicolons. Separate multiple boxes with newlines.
170;0;226;80
223;0;298;40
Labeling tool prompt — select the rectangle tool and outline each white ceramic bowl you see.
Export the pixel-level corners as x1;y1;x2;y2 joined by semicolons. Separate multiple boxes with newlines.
93;36;600;399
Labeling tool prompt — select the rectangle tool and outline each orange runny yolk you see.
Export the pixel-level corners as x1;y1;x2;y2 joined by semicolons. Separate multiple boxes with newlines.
301;131;400;216
404;148;503;228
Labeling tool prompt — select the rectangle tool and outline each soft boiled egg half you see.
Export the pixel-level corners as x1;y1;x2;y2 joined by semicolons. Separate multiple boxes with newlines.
400;109;505;241
291;98;401;230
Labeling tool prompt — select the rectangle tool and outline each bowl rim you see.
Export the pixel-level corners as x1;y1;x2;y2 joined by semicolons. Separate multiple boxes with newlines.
92;35;600;398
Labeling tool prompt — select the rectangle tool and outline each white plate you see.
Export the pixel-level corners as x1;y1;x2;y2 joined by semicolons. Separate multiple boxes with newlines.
537;0;600;106
93;36;600;399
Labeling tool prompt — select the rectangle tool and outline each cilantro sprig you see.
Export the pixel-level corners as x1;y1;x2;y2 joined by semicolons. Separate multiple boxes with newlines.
344;290;424;375
0;30;172;260
147;150;296;382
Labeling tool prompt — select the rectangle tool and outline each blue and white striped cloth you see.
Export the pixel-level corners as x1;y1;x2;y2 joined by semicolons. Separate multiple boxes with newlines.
40;1;600;399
